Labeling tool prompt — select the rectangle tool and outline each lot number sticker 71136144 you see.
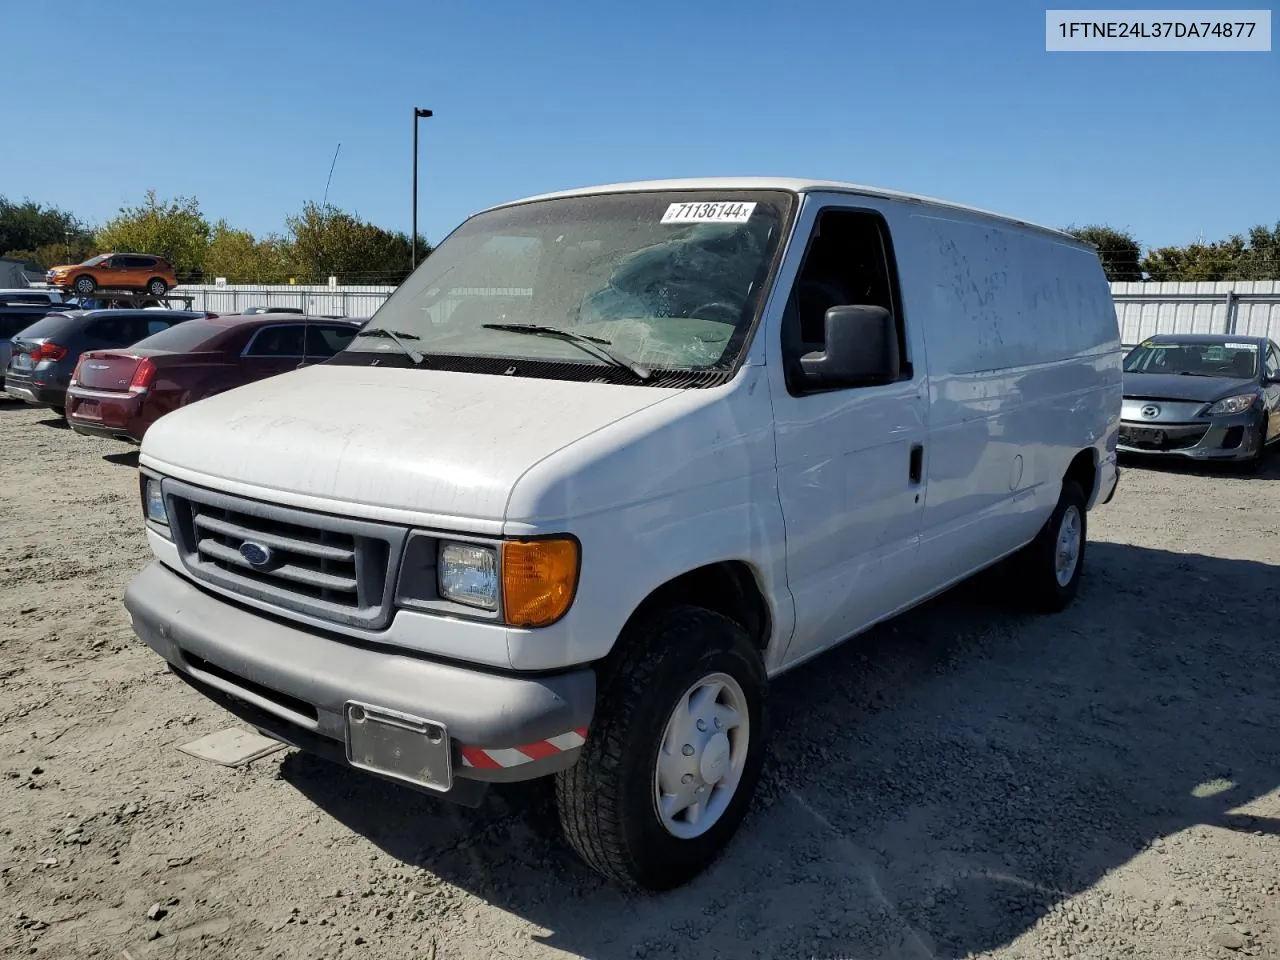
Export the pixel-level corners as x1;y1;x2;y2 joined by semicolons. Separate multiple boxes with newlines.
661;201;757;224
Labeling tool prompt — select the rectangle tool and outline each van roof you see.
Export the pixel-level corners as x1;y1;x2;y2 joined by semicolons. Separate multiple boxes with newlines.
485;177;1087;247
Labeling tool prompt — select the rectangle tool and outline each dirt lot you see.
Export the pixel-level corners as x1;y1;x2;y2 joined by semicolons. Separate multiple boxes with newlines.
2;398;1279;960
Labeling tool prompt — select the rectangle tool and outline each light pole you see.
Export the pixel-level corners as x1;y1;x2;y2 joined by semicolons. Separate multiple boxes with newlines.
411;107;433;271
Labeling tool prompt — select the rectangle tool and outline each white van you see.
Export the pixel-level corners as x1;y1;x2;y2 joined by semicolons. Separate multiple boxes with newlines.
123;178;1121;890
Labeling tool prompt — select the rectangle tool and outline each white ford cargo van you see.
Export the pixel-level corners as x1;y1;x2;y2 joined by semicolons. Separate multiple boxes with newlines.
124;178;1121;890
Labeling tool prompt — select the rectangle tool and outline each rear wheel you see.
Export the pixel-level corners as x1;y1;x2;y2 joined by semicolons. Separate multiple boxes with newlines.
555;605;767;890
1016;479;1087;613
147;278;168;296
74;275;96;295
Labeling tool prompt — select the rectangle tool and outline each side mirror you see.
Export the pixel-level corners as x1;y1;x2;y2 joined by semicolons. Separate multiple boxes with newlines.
799;304;900;389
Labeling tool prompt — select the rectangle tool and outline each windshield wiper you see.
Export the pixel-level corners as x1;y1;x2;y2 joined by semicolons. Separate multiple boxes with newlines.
354;327;425;365
481;323;651;380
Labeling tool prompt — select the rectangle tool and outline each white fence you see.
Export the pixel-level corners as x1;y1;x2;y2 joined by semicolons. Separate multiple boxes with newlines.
172;280;1280;345
1112;281;1280;347
173;284;396;318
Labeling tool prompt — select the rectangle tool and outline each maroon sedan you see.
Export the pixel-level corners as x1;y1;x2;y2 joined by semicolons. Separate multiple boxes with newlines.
66;314;361;443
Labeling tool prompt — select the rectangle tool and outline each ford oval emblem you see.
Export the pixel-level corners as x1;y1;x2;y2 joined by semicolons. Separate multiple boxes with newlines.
239;541;273;567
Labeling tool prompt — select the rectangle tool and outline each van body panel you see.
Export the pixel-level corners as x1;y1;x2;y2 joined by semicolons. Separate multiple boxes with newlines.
903;211;1122;590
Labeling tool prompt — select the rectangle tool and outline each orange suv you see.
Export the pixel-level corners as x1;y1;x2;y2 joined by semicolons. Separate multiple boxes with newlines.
47;254;178;297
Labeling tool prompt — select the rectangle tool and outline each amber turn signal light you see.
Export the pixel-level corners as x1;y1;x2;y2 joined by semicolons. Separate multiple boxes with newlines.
501;538;579;627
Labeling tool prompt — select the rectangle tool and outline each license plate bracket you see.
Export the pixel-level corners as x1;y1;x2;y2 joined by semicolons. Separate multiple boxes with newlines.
344;702;452;792
1123;427;1165;445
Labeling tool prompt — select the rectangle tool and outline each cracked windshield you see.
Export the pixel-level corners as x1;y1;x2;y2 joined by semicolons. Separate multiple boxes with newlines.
347;191;792;374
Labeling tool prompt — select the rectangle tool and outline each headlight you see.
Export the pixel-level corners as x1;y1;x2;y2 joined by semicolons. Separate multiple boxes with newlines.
434;537;580;626
438;542;499;610
1206;394;1256;416
143;477;168;525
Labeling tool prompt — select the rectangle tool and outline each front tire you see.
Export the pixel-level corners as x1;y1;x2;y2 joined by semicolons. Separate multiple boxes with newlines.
74;275;96;295
1016;479;1087;613
147;278;168;296
555;605;767;891
1240;419;1268;474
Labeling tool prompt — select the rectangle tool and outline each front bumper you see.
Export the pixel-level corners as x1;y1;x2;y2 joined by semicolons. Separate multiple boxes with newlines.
1117;414;1264;461
124;561;597;801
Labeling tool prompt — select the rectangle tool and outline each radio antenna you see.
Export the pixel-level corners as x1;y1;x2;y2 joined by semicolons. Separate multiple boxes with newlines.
322;143;342;210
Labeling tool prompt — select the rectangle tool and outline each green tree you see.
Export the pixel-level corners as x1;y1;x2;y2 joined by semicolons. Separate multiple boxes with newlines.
1142;236;1250;282
285;203;429;284
1063;225;1143;282
96;191;210;280
204;220;291;284
0;197;93;259
1239;223;1280;280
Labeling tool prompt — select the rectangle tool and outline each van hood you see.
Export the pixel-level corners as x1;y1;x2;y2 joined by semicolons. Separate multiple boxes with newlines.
140;364;680;521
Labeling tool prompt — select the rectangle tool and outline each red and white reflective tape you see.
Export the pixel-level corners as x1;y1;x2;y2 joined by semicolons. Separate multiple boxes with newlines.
460;726;588;770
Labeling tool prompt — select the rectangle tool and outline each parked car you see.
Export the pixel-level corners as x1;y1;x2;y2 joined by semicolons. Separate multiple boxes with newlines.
1118;333;1280;471
67;315;361;443
122;177;1121;891
240;306;305;315
0;302;74;388
4;309;206;415
0;288;67;306
46;253;178;297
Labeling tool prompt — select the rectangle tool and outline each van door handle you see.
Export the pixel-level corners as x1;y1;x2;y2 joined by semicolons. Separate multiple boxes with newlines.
909;444;924;484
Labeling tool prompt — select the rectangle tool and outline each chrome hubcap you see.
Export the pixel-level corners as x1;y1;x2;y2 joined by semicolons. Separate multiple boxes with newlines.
1055;505;1082;587
654;672;749;839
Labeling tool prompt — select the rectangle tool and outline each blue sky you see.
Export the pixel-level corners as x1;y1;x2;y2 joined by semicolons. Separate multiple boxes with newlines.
4;0;1275;251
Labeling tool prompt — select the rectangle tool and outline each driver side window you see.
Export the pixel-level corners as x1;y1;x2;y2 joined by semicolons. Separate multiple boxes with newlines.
781;209;909;393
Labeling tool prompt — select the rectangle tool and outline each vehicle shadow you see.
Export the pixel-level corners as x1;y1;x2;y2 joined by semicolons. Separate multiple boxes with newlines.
38;416;69;429
1120;450;1280;480
281;542;1280;960
103;450;140;468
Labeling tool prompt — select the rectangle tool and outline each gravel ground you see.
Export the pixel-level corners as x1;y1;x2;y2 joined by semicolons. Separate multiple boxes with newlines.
2;397;1279;960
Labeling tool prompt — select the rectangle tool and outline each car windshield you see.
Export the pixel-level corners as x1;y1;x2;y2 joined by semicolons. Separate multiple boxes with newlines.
1124;341;1259;378
82;255;110;267
344;190;794;378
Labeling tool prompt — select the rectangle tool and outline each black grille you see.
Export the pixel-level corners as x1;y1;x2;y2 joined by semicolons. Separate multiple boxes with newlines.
164;479;406;630
190;504;372;607
1119;426;1208;451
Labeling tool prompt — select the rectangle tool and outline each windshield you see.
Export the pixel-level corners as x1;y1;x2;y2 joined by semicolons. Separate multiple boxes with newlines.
344;190;794;380
1124;340;1259;378
82;254;110;266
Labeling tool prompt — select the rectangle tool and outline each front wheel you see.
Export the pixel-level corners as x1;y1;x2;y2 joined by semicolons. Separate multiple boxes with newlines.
555;606;767;890
1016;479;1087;613
1240;419;1268;474
74;275;96;295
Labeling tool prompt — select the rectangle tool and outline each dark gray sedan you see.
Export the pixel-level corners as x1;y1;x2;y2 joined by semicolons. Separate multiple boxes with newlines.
4;309;206;416
1119;334;1280;471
